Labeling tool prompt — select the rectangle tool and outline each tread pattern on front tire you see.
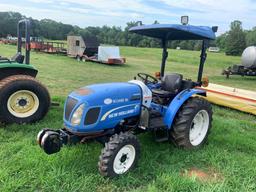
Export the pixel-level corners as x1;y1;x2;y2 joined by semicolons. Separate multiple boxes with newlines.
98;132;140;177
0;75;50;124
170;97;212;149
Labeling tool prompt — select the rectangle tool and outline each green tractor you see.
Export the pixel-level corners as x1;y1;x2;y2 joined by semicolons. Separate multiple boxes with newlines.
0;19;50;124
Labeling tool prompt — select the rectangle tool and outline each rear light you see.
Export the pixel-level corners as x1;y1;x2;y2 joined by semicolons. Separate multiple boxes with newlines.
202;76;209;87
155;72;161;79
107;58;125;64
108;58;115;64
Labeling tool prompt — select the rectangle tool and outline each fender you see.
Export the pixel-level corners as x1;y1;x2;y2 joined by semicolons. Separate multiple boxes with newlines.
164;88;206;129
0;65;38;80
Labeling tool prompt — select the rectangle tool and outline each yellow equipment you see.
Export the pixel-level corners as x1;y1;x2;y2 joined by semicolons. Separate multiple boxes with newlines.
200;83;256;115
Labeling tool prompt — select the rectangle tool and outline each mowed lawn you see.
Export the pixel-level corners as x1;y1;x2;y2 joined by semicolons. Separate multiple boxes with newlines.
0;44;255;191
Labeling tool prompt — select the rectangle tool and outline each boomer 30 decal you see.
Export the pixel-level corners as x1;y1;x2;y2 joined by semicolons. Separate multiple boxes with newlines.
104;98;130;105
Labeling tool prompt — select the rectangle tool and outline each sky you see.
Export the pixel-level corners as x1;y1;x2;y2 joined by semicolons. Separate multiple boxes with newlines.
1;0;256;34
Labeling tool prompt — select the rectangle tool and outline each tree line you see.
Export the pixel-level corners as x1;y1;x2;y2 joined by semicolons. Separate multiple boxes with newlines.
0;12;255;56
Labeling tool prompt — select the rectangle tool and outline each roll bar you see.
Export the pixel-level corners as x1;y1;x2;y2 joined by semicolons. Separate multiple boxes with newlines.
17;19;31;64
160;38;209;84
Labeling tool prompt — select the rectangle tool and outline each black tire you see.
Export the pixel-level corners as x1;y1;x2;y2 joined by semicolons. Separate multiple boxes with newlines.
0;75;50;124
82;57;86;62
98;132;140;177
76;55;81;61
170;97;212;149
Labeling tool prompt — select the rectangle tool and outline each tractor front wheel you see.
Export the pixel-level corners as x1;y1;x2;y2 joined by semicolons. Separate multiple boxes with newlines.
0;75;50;124
98;132;140;177
170;97;212;149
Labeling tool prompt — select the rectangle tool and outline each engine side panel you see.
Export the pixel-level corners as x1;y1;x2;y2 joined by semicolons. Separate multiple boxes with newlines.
129;80;152;108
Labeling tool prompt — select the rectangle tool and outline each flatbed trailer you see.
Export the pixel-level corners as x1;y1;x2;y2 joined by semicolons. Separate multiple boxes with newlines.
30;40;67;54
82;55;126;65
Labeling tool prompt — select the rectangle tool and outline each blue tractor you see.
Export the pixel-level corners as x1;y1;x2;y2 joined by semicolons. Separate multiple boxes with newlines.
37;17;217;177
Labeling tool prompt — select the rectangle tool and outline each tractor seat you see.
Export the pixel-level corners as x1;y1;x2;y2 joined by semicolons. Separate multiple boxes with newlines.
152;73;183;98
11;53;24;64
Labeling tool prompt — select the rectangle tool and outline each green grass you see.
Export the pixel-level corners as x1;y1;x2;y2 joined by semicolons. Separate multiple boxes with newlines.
0;44;256;191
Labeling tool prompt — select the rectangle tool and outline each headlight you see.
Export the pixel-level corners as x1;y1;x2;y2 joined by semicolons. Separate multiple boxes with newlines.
71;104;85;126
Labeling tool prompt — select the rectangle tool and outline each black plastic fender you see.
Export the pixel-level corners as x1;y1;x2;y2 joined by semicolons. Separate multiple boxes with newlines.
0;67;38;81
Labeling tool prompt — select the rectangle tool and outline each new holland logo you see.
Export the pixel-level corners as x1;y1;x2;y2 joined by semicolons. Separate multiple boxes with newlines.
100;104;138;121
104;98;113;105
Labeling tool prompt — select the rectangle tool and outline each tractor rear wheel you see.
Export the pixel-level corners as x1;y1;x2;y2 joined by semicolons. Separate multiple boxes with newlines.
0;75;50;124
98;132;140;177
170;97;212;149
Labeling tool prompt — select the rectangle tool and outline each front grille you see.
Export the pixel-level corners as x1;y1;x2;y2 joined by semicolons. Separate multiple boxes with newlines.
65;97;78;120
84;107;100;125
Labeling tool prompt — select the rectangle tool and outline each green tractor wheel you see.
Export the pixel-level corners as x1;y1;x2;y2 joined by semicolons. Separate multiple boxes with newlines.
0;75;50;124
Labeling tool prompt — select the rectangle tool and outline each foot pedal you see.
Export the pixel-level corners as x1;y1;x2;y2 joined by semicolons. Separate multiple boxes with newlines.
154;129;169;143
51;102;60;107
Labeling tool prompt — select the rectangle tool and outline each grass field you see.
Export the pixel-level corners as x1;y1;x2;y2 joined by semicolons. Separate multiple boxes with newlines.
0;44;255;191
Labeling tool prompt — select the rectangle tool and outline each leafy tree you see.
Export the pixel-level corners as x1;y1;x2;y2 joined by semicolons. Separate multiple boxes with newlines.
225;20;246;55
0;12;23;37
1;11;255;52
245;27;256;46
216;32;227;50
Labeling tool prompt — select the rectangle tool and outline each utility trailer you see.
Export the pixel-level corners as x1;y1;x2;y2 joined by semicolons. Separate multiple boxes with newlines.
67;35;125;65
42;42;66;54
83;46;126;65
67;35;99;59
30;38;67;54
223;46;256;78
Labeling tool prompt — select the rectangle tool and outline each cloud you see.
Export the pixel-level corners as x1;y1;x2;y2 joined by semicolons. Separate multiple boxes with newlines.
1;0;255;34
157;0;256;33
27;0;53;3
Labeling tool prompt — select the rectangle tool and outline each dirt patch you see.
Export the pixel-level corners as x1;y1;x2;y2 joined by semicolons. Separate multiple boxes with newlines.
181;167;222;182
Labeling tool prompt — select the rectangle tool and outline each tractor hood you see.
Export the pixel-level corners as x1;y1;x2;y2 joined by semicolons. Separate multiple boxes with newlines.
63;82;142;133
68;82;141;105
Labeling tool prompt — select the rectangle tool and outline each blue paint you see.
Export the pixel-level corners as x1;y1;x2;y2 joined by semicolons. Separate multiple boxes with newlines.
63;83;142;133
129;24;216;40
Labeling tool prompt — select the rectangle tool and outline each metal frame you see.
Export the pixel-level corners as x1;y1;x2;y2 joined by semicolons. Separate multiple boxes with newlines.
197;40;209;83
17;19;31;64
160;38;209;84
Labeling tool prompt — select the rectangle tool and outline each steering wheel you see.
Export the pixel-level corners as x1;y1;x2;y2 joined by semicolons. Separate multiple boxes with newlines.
137;73;159;84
